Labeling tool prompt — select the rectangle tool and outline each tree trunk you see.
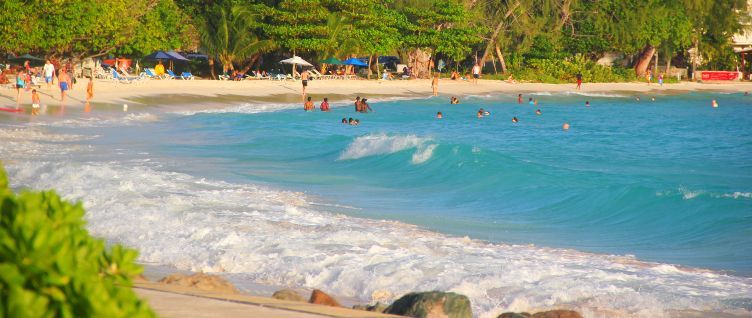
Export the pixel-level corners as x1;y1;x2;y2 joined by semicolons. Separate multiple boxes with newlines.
634;45;655;77
479;2;520;67
367;54;373;79
209;58;216;80
408;48;432;79
491;54;497;74
240;53;261;74
665;51;672;77
495;44;507;74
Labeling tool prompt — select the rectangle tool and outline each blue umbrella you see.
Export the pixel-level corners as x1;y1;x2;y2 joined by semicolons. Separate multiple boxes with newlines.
144;51;174;60
166;51;189;61
342;57;368;66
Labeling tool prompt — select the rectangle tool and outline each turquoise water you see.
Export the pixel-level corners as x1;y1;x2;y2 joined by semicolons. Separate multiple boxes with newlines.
102;92;752;274
4;91;752;316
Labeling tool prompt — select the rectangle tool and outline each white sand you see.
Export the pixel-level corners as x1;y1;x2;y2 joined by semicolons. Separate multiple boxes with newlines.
3;78;750;108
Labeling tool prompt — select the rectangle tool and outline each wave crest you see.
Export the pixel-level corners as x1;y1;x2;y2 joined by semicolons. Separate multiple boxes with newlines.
339;134;436;164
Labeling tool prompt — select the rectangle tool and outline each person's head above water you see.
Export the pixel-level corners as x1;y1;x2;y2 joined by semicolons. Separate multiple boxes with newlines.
512;117;518;123
356;96;360;101
324;97;328;102
528;97;533;101
437;112;443;118
307;96;312;101
536;109;541;115
341;118;347;123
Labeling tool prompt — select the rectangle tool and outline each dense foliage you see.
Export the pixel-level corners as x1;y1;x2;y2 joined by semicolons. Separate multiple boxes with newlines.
1;0;749;80
0;165;154;318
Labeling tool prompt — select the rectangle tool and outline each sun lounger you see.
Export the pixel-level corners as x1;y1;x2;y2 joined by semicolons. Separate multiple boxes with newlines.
111;69;134;84
311;69;332;80
165;70;179;80
181;72;195;80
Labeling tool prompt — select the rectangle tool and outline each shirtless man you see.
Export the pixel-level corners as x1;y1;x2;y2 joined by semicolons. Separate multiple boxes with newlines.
472;63;480;84
301;70;310;98
432;74;439;96
58;68;72;103
304;96;314;111
354;96;361;112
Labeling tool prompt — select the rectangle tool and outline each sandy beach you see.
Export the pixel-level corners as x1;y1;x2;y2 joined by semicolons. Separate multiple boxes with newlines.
3;78;752;109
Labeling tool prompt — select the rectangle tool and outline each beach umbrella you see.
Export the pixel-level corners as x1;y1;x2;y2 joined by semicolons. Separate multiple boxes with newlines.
166;51;189;61
7;54;45;66
280;56;313;66
342;57;367;66
319;57;342;65
144;51;174;60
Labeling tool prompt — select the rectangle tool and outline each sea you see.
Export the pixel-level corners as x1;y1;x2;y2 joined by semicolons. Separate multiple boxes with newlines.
1;91;751;317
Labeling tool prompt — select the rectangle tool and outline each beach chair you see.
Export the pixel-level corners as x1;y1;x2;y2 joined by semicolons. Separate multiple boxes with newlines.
165;69;179;80
218;73;231;81
144;68;160;79
111;69;134;84
181;71;195;80
313;69;332;80
121;68;146;81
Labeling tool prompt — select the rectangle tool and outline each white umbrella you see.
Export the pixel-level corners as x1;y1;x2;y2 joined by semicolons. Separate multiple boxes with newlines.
279;55;312;66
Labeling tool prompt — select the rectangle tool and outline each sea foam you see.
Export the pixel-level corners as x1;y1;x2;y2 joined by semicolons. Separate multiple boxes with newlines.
6;159;751;318
338;133;436;164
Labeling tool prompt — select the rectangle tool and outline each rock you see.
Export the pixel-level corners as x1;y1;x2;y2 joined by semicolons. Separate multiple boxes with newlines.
309;289;341;307
531;310;582;318
353;302;388;313
158;273;238;294
385;291;472;318
498;313;531;318
272;289;306;302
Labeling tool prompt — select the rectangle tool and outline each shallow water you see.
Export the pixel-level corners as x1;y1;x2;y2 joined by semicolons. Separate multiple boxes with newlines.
2;92;751;317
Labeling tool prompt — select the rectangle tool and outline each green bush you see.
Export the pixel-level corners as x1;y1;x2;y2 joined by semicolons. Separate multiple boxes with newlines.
0;164;155;318
491;54;639;83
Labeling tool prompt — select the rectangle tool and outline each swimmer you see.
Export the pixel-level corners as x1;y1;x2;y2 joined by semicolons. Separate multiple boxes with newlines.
304;96;314;111
512;117;518;123
535;109;542;115
450;97;460;104
745;92;749;96
360;98;373;113
320;97;330;111
518;94;523;104
348;117;354;124
712;99;719;108
479;108;490;116
528;97;534;105
477;110;483;118
585;101;590;107
353;119;360;126
651;97;655;102
437;111;443;119
354;96;361;112
562;123;570;130
342;118;348;124
636;96;640;101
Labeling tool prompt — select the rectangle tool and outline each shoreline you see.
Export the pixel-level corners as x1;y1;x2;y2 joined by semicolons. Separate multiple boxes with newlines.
2;79;751;110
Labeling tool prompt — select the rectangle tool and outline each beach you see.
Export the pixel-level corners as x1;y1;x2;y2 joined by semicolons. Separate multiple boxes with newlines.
4;78;752;109
2;78;752;318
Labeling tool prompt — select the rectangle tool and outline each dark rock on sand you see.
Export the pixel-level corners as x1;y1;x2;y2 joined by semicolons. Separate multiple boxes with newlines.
498;313;531;318
158;273;238;294
385;291;472;318
531;310;582;318
309;289;341;307
353;302;388;313
272;289;306;302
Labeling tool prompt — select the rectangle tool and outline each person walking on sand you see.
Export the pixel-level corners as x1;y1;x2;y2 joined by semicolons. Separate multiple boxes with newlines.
432;74;439;96
15;70;25;105
43;60;55;90
301;69;310;98
472;63;480;84
576;72;583;90
58;68;72;103
645;69;652;85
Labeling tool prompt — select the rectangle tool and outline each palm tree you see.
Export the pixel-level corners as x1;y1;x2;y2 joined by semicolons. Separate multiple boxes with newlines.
197;4;274;79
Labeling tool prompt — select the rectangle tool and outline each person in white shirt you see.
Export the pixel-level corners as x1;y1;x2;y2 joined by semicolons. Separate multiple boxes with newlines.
472;63;480;84
43;60;55;90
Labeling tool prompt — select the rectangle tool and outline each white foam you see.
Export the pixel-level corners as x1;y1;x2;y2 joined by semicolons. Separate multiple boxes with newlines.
6;159;752;318
338;134;436;162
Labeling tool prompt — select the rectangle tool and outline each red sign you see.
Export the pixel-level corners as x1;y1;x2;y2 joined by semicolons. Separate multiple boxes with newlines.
701;71;739;81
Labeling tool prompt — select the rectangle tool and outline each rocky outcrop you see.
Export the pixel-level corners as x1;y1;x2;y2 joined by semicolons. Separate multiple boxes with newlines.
353;302;388;313
498;310;582;318
158;273;238;294
272;289;306;302
385;291;472;318
531;310;582;318
309;289;341;307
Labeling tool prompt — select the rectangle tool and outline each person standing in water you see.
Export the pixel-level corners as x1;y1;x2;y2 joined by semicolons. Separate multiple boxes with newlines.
304;96;314;111
31;89;40;115
320;97;330;111
432;74;439;96
518;94;523;104
360;98;373;113
354;96;361;112
472;63;480;84
301;69;310;98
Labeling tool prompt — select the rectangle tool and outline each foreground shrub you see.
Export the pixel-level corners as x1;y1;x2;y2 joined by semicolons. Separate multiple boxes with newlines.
0;164;155;318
